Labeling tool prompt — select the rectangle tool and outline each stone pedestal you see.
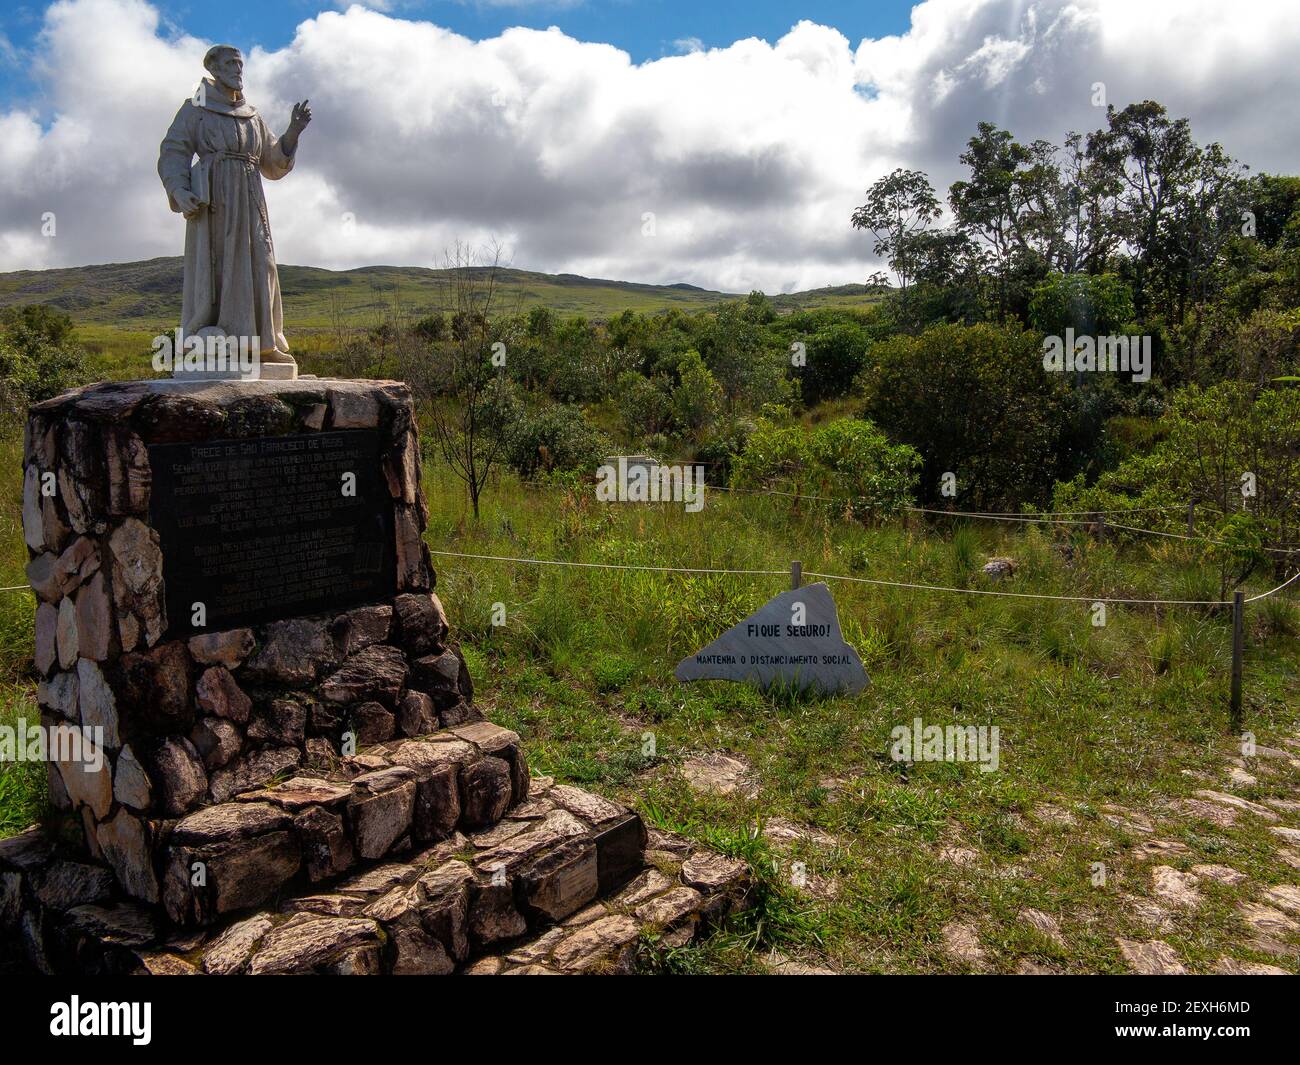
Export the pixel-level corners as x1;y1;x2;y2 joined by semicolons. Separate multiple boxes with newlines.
20;378;450;903
4;377;749;975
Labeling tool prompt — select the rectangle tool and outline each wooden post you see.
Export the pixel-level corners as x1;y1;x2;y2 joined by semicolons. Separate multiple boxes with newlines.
1230;589;1245;732
1187;500;1196;538
791;560;802;591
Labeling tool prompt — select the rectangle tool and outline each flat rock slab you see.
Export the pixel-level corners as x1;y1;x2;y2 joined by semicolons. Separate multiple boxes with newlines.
1192;790;1279;821
765;953;837;975
675;583;867;695
1117;938;1187;975
1100;805;1154;834
1018;908;1066;947
1132;839;1190;860
1191;864;1247;886
762;817;839;850
680;753;757;798
940;920;990;972
1152;866;1201;908
1261;885;1300;914
1212;958;1290;975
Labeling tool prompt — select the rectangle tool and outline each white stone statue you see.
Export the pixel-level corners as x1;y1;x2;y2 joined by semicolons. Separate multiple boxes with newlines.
158;45;311;380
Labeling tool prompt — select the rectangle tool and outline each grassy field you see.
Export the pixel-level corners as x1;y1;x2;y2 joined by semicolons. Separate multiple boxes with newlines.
415;463;1300;974
1;360;1297;971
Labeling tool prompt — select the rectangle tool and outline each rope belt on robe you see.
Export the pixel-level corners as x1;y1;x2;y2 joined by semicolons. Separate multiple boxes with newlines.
190;149;273;320
189;148;269;227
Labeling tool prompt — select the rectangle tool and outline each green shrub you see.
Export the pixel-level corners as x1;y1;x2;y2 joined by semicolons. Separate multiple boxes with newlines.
1028;272;1136;337
0;304;87;406
733;416;919;520
504;402;613;479
858;322;1070;508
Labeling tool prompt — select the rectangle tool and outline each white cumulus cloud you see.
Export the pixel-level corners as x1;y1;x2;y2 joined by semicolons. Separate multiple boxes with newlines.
1;0;1299;293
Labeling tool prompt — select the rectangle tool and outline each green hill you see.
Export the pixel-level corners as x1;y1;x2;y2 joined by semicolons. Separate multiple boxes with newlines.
0;257;883;329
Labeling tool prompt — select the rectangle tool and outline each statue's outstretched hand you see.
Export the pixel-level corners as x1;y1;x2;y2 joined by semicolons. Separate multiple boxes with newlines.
289;100;312;134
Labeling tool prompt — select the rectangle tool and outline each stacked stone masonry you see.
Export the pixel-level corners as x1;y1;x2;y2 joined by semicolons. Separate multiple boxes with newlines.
1;802;750;975
21;380;440;902
5;378;751;974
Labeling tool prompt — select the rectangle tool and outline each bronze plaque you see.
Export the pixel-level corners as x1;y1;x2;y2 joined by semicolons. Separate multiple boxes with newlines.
149;430;396;633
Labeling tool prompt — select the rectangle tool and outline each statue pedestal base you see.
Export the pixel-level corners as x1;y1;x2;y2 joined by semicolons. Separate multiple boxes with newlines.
258;360;297;381
168;356;298;382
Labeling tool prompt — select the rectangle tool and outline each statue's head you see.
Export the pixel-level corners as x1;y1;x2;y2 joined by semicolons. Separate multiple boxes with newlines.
203;45;244;96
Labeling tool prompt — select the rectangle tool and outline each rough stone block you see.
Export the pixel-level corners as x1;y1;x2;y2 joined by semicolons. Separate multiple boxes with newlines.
519;837;599;923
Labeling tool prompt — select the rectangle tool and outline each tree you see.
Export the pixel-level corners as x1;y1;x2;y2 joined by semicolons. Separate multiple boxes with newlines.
858;323;1070;508
1086;103;1204;313
949;123;1064;317
671;349;723;438
423;241;516;519
851;168;943;294
695;302;788;411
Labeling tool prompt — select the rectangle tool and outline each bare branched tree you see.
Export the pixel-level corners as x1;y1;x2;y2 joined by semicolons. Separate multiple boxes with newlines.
423;240;516;519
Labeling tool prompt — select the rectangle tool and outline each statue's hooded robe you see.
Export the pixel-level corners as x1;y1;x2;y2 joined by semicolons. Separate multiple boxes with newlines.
157;78;296;357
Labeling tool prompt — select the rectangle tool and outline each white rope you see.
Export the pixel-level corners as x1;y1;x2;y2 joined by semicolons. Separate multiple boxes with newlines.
1246;569;1300;603
428;548;1231;606
805;570;1229;606
703;483;1187;519
0;585;32;593
426;548;787;577
520;477;1295;552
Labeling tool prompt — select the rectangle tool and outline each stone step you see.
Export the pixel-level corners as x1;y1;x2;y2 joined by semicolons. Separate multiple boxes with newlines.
156;719;534;927
2;783;751;975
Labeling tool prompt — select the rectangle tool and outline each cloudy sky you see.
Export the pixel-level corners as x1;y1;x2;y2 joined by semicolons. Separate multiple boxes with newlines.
1;0;1298;292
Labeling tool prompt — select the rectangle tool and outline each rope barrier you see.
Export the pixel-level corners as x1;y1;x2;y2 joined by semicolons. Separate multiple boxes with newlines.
1246;568;1300;603
519;477;1295;554
426;549;787;578
426;547;1254;607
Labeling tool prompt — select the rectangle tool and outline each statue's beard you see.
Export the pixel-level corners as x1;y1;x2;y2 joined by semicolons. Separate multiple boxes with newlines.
216;75;243;98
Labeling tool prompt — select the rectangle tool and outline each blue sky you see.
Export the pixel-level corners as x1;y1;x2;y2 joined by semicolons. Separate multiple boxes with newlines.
0;0;918;104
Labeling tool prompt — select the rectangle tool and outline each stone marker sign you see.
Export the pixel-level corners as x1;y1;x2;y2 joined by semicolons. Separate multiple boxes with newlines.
149;429;396;633
675;582;868;695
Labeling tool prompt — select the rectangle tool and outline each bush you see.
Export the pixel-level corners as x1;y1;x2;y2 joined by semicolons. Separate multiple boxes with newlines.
614;371;674;441
1028;272;1135;337
794;320;870;406
671;349;723;439
695;416;754;486
0;305;87;406
1052;380;1300;577
412;314;447;342
732;416;920;519
504;402;613;479
857;322;1070;508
